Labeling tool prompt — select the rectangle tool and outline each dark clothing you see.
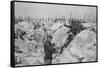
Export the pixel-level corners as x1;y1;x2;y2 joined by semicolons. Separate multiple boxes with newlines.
44;41;55;64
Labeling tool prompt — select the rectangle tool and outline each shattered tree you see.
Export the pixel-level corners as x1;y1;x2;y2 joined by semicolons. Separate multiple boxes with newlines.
14;16;97;66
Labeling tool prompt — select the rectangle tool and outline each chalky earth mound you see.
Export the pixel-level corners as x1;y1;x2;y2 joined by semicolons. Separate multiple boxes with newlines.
14;17;97;66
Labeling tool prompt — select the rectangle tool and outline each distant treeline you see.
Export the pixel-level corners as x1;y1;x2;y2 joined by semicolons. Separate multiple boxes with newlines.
15;16;88;24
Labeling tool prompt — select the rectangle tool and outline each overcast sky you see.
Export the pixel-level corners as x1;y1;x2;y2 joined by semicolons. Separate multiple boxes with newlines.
15;2;96;21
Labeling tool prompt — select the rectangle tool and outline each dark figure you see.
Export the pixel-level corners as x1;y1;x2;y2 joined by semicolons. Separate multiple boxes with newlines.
44;35;55;64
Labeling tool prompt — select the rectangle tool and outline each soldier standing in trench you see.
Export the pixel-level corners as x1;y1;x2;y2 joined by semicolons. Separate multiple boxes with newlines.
44;35;55;64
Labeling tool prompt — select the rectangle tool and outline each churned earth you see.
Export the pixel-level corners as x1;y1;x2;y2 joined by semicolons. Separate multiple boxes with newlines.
14;17;97;66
